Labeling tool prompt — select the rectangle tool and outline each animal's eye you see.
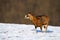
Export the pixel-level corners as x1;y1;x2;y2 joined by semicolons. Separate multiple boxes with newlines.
25;15;29;17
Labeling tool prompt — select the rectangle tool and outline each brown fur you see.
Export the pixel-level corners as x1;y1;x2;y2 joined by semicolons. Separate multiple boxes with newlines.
25;12;49;31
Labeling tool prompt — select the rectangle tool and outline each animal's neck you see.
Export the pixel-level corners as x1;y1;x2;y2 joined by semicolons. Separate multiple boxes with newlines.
30;15;37;24
30;15;36;20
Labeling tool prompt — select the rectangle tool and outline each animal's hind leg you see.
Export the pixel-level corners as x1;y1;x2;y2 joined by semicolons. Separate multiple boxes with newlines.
40;27;42;31
44;25;48;31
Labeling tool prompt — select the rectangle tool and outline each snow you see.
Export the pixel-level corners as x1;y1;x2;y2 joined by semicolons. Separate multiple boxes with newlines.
0;23;60;40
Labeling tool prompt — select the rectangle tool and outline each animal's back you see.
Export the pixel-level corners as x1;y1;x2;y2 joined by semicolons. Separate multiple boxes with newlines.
36;15;49;25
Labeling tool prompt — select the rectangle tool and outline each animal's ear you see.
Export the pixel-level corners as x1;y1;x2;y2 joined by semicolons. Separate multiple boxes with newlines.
27;12;32;16
28;12;32;14
27;12;34;16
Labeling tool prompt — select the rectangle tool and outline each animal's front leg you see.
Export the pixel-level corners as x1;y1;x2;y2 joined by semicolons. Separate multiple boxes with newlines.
32;25;37;31
33;26;37;31
35;26;37;29
34;26;37;30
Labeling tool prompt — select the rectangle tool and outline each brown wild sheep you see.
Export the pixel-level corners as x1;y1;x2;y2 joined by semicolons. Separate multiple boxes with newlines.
25;12;49;31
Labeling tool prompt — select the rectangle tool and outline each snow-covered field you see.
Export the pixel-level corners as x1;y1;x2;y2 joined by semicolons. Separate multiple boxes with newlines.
0;23;60;40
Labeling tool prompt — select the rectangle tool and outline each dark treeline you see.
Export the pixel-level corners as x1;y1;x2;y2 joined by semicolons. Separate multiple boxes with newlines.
0;0;60;26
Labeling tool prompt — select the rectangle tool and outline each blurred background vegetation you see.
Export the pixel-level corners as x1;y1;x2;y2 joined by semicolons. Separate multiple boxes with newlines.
0;0;60;26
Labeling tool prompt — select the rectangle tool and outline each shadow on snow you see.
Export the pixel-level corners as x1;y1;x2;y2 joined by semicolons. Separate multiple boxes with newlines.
36;30;53;33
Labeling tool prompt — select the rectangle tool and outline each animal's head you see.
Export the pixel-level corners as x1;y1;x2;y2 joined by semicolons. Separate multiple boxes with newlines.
25;12;34;20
